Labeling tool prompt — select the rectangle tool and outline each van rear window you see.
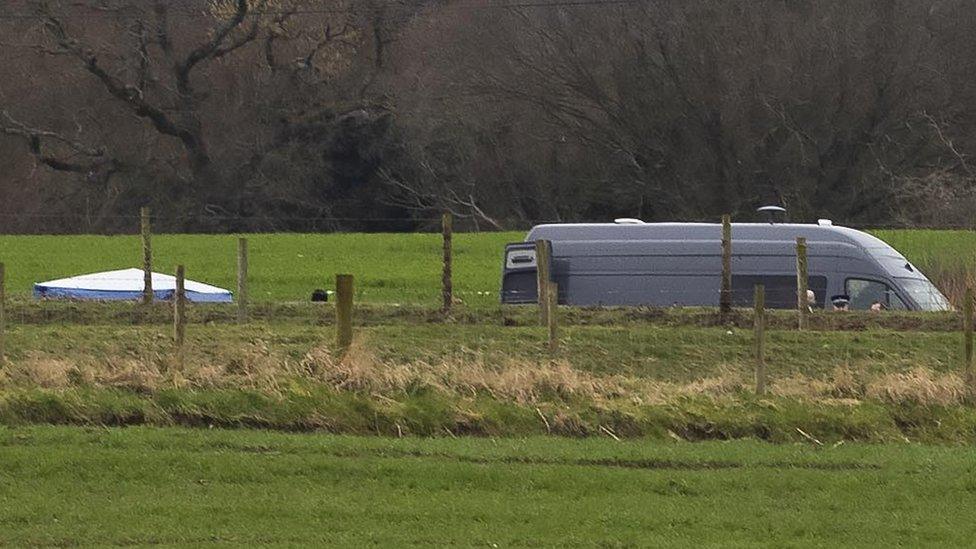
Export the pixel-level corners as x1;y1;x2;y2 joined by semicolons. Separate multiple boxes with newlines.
732;275;828;309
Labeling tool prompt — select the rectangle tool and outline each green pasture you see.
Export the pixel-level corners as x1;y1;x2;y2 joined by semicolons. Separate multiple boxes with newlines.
0;232;520;304
0;229;972;305
873;229;976;267
2;426;975;547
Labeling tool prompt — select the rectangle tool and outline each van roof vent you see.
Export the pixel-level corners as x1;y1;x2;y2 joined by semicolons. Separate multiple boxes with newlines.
614;218;646;225
818;219;833;226
756;206;787;224
756;206;786;223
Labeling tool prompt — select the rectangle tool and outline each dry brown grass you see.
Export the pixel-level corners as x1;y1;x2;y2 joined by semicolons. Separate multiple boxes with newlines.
865;368;967;406
770;365;968;406
2;354;77;389
0;338;970;407
770;375;836;399
301;340;628;404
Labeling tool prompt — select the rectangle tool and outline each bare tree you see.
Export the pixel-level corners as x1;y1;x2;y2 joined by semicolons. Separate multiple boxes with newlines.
0;0;397;230
404;0;976;224
5;0;976;232
4;1;272;184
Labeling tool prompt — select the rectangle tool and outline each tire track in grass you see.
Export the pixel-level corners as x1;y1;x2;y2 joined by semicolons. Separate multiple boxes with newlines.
200;442;881;471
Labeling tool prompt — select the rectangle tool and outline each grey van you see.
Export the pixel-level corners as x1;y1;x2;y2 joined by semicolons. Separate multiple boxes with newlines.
500;220;950;311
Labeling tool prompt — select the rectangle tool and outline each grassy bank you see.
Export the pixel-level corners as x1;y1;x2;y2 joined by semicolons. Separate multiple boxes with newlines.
0;297;964;332
2;321;975;441
3;321;966;381
3;426;976;546
5;387;976;442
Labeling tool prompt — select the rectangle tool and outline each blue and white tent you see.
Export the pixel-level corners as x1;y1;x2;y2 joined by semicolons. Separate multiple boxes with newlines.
34;268;233;303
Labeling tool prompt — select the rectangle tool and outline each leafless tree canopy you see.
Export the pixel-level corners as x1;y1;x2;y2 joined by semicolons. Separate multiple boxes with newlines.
1;0;975;232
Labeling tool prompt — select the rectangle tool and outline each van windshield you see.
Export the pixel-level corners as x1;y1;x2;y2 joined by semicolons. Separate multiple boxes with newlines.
896;278;951;311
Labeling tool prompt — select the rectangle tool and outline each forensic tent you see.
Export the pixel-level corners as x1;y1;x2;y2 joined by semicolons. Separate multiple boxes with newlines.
34;268;232;303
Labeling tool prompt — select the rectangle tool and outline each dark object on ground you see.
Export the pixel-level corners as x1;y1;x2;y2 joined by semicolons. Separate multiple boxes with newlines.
311;289;328;302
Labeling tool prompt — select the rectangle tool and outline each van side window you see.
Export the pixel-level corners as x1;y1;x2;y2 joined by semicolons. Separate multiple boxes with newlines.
845;279;907;310
732;275;828;309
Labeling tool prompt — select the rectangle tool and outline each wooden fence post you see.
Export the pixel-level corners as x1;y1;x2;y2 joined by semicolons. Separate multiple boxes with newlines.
720;215;732;317
141;207;153;305
174;264;186;368
548;282;559;353
442;212;453;314
965;287;974;392
754;284;766;396
336;274;354;352
796;237;809;331
0;262;5;367
535;239;552;326
237;237;248;324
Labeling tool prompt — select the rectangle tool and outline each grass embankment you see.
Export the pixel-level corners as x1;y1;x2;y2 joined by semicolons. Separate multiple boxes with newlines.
3;320;975;442
3;426;976;546
0;229;970;304
1;297;965;332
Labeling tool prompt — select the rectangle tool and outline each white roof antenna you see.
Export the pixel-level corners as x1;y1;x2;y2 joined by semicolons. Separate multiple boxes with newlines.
756;206;787;224
614;218;646;225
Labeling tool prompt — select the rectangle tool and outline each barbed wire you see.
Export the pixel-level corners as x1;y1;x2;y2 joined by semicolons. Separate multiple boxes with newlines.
8;287;885;301
0;211;972;232
0;213;452;222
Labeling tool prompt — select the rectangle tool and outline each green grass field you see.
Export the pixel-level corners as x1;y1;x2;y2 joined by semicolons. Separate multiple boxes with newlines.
0;232;520;304
0;229;971;304
3;426;975;546
1;230;975;545
873;229;976;266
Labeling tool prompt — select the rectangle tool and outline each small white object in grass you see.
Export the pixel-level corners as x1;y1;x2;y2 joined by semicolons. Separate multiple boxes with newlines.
297;253;305;258
726;330;733;336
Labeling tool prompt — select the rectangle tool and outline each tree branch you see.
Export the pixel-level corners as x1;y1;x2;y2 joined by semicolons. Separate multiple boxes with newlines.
39;8;210;172
153;1;174;59
1;110;119;179
378;168;503;230
176;0;250;95
263;9;296;72
213;1;268;60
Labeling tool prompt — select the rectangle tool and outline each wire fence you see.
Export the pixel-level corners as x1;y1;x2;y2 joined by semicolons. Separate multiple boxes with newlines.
0;238;974;402
0;206;973;422
0;288;960;329
1;210;975;235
